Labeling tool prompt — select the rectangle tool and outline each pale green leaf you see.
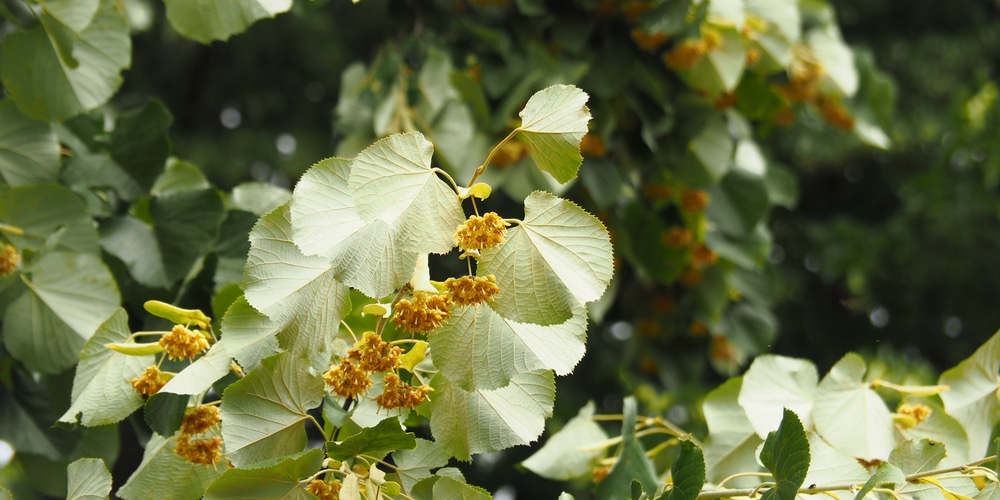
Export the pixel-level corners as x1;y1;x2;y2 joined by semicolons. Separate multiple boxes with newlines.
0;184;100;255
521;401;609;481
67;458;111;500
733;139;767;176
430;370;555;461
738;355;817;438
939;329;1000;460
245;203;346;327
703;378;765;489
745;0;800;42
163;0;292;43
151;158;210;195
699;26;746;93
516;84;591;183
203;449;323;500
898;398;970;467
289;157;366;259
159;342;232;396
231;182;291;216
218;295;280;372
759;409;810;500
117;432;225;500
709;0;744;27
0;0;130;122
343;132;465;297
854;118;891;150
274;268;351;372
392;438;450;493
807;25;858;97
975;482;1000;500
0;100;60;187
802;432;869;493
432;476;493;500
59;308;148;426
678;114;734;185
813;353;895;461
889;439;946;475
431;303;587;391
3;252;119;374
328;417;416;461
98;216;168;289
40;0;101;34
479;191;613;325
220;352;324;467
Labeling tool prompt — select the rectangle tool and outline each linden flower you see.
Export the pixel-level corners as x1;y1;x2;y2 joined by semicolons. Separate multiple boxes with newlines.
690;243;719;268
814;95;855;131
174;435;224;465
180;405;221;436
897;403;933;428
0;245;19;276
306;479;342;500
159;324;209;360
374;373;433;411
454;212;510;252
129;365;166;396
680;189;710;212
323;359;373;399
491;140;529;168
663;39;707;69
662;227;693;249
393;293;452;334
349;331;402;373
445;276;500;306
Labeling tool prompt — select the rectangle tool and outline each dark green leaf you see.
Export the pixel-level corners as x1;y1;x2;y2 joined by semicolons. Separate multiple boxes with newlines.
151;188;226;285
202;449;324;500
327;416;416;461
705;170;771;238
663;440;706;500
109;100;172;193
0;100;60;187
596;397;659;498
144;392;190;437
759;408;810;500
392;438;450;493
853;463;905;500
0;184;100;255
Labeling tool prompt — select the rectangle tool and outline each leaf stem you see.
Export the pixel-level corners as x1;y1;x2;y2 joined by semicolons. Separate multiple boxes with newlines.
331;397;355;442
467;128;520;187
0;222;24;236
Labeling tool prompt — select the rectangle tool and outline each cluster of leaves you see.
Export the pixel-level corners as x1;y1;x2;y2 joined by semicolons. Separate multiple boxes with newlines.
524;329;1000;499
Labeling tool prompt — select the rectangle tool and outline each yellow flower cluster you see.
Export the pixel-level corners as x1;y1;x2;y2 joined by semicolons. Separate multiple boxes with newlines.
445;276;499;306
896;403;933;429
779;47;825;103
680;189;710;212
690;243;718;268
491;139;529;168
373;373;433;411
454;212;509;252
180;405;221;435
663;28;722;70
174;435;224;465
662;227;693;249
630;28;668;51
129;365;166;396
159;325;209;360
579;132;607;158
350;331;402;373
0;245;18;276
323;358;374;399
306;479;342;500
393;293;452;334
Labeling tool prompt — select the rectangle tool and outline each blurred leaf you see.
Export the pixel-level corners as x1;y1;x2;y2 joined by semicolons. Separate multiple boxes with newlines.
596;397;658;498
0;0;130;122
230;182;291;216
745;0;800;41
516;85;592;183
431;304;587;391
479;192;613;325
705;170;770;238
678;115;734;185
939;328;1000;459
0;184;100;254
0;100;61;187
67;457;112;500
429;370;554;461
109;100;173;194
151;159;210;195
219;352;324;467
619;201;687;283
759;409;810;500
202;449;323;500
59;309;149;427
807;26;858;97
99;216;168;288
764;165;798;208
521;401;609;481
680;27;745;95
738;355;817;438
117;432;224;500
328;417;416;461
163;0;292;43
0;368;79;460
579;158;623;210
3;252;119;374
151;188;226;284
735;76;786;121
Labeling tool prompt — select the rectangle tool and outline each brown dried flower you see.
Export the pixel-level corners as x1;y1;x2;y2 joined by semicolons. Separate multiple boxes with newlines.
445;276;500;306
174;435;224;465
323;359;373;399
393;293;452;334
374;373;433;411
680;189;710;212
180;405;221;436
349;331;402;373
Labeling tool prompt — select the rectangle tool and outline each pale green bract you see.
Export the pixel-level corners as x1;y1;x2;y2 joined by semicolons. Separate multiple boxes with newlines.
431;303;588;391
217;296;281;372
163;0;293;44
812;353;895;461
479;191;613;326
516;84;591;183
939;328;1000;460
66;458;112;500
219;352;325;467
429;370;555;461
158;342;232;396
0;0;130;122
59;309;148;427
521;401;609;481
